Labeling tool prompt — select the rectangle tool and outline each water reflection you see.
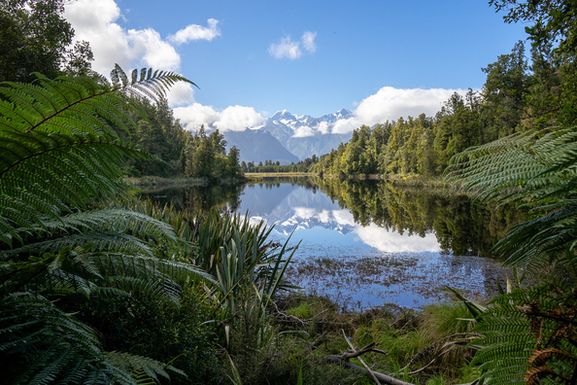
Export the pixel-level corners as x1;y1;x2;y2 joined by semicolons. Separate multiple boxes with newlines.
143;178;517;309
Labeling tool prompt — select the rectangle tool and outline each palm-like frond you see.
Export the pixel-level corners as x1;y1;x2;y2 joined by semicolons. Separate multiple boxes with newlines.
192;212;297;314
0;292;141;385
472;291;534;385
0;68;191;246
446;127;577;267
0;67;206;384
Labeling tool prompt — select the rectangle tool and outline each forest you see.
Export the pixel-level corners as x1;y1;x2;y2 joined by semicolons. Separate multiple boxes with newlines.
126;98;243;181
1;0;577;385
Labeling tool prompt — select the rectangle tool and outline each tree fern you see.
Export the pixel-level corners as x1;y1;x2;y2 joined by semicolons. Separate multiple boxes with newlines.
448;126;577;384
447;127;577;268
0;67;208;384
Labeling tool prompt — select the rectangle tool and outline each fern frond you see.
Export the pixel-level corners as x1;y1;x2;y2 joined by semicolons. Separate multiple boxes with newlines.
0;67;196;384
107;351;187;384
110;63;197;102
447;127;577;268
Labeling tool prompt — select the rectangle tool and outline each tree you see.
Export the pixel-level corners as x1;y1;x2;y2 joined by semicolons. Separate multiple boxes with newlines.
0;0;93;81
481;41;528;139
226;146;242;179
490;0;577;126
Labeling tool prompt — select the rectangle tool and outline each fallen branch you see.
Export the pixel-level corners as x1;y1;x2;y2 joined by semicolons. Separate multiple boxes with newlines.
326;329;479;385
326;354;415;385
341;330;383;385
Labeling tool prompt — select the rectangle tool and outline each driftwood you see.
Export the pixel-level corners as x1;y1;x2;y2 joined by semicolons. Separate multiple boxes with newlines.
328;329;414;385
327;329;476;385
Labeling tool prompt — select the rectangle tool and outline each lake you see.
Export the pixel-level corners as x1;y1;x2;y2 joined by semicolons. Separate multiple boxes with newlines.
144;178;515;310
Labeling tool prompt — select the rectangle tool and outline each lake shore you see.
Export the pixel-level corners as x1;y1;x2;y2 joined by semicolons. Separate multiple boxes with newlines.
125;175;245;188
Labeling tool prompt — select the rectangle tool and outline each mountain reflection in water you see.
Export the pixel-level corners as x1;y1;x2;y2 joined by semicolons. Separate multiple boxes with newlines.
143;178;517;309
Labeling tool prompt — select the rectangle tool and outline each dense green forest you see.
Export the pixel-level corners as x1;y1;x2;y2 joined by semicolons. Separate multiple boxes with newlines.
127;98;243;181
2;1;577;385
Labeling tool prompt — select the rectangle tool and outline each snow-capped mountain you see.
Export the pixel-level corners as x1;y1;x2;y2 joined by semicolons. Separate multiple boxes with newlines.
221;108;355;163
260;109;353;160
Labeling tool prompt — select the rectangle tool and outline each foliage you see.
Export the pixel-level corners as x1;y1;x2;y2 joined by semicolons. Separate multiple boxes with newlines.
126;101;244;181
0;0;93;81
0;68;214;384
183;127;244;181
242;156;318;173
447;127;577;270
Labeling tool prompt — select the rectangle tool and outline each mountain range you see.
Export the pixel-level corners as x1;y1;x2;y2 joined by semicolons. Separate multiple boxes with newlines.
222;109;353;164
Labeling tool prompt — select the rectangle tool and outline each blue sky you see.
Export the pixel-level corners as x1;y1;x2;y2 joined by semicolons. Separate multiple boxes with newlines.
65;0;528;131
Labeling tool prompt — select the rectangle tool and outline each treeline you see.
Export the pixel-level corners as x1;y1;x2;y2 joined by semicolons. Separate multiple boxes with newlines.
313;37;577;177
242;155;318;173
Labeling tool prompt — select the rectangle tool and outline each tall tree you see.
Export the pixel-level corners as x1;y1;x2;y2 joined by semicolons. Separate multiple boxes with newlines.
0;0;93;81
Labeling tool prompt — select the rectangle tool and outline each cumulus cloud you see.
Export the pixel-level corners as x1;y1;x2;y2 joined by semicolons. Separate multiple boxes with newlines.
166;82;196;106
174;104;264;132
64;0;223;109
269;37;302;60
168;18;220;44
317;121;330;135
269;31;317;60
173;103;219;130
332;86;468;134
215;106;265;131
64;0;179;74
64;0;218;81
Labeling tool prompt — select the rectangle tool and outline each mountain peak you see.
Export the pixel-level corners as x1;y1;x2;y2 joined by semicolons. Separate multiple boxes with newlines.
336;108;352;117
272;109;295;120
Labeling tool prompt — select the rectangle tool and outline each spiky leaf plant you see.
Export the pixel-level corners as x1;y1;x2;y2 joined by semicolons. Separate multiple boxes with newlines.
0;67;210;384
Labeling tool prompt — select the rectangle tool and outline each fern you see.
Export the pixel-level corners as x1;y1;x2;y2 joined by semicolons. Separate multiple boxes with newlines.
0;67;206;384
470;287;577;385
447;127;577;268
448;126;577;384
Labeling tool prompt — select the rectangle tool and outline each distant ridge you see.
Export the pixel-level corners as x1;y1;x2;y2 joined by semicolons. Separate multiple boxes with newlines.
223;129;299;164
217;108;355;163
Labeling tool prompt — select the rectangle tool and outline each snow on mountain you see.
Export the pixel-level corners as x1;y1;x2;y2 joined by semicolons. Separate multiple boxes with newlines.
259;109;354;160
215;108;355;162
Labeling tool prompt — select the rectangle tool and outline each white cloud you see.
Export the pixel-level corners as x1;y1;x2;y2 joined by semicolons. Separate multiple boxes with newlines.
173;103;219;131
301;31;317;53
215;106;265;131
168;18;220;44
64;0;218;82
64;0;180;74
269;36;302;60
332;86;468;134
317;121;330;134
293;126;315;137
174;104;264;132
166;82;195;106
269;31;317;60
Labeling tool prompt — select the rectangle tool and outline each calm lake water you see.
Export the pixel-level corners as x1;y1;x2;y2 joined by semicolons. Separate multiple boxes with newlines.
144;178;514;310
